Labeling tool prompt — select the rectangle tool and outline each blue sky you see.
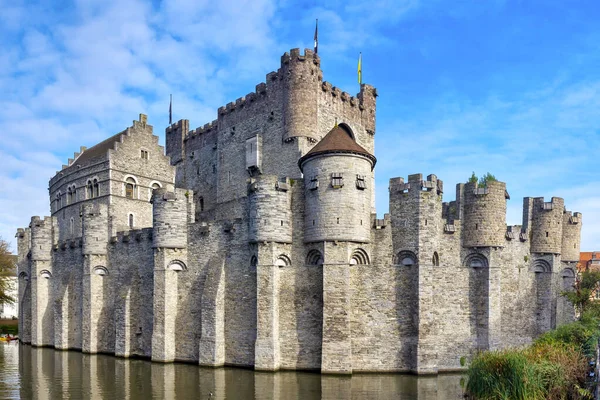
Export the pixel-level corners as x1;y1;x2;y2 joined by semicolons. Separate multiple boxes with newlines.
1;0;599;251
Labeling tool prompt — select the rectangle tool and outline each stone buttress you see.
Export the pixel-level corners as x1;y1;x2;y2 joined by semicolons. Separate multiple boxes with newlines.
151;187;193;362
29;216;55;347
249;175;293;371
81;203;109;353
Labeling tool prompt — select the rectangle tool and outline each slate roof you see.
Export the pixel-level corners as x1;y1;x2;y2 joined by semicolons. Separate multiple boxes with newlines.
74;131;125;165
298;126;376;171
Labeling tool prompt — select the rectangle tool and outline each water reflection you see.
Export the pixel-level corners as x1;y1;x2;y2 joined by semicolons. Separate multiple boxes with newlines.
2;343;465;399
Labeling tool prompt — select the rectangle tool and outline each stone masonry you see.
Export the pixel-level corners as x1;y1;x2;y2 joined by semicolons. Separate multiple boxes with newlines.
16;48;581;374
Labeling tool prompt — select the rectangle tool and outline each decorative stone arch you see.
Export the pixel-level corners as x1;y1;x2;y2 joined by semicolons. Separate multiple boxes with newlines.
167;260;187;272
93;266;109;276
533;259;552;273
432;251;440;266
18;271;29;281
338;123;355;140
561;267;576;278
40;270;52;279
396;250;417;267
149;181;162;200
306;249;324;266
464;253;488;268
275;254;291;268
350;248;370;265
123;175;139;199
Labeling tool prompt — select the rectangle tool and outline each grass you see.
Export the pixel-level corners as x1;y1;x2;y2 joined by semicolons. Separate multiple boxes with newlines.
465;316;598;400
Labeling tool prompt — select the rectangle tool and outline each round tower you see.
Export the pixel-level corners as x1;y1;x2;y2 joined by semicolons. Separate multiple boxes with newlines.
531;197;564;254
248;175;292;243
82;203;109;255
561;211;582;261
152;188;190;249
30;216;53;261
462;180;507;247
299;125;375;243
282;48;321;142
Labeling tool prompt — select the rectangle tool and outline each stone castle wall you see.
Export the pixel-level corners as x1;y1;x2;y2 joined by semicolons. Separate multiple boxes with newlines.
16;48;583;375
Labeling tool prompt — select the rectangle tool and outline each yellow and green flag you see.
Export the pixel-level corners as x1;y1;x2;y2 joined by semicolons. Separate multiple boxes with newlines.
357;52;362;85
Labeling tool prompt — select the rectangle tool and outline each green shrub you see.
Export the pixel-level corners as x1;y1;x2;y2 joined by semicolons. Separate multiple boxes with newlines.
466;340;592;399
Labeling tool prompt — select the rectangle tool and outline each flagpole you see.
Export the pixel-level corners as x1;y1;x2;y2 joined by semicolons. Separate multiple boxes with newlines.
357;52;362;86
169;94;172;125
314;19;318;54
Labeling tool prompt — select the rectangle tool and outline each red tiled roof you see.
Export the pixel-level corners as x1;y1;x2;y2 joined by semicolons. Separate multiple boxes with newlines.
578;251;599;272
298;126;376;171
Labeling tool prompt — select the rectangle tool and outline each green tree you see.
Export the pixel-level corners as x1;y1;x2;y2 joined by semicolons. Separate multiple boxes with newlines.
562;270;600;316
0;238;16;306
468;171;478;184
467;172;498;187
478;172;497;188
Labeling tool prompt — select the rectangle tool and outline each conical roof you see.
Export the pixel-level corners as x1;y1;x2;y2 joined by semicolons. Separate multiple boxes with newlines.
298;126;376;171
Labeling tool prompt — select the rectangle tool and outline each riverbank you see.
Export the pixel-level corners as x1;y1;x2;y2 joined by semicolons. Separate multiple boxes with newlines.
465;315;600;399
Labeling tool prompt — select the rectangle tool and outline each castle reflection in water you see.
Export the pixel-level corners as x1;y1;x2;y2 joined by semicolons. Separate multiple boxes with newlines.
3;344;464;399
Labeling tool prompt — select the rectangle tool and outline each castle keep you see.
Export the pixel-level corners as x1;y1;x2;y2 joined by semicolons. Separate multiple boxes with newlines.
16;48;581;374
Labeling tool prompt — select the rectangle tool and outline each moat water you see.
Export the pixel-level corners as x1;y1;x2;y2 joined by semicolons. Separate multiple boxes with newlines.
0;342;465;399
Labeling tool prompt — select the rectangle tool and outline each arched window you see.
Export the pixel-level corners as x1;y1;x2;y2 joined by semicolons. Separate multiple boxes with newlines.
125;177;136;199
150;182;161;200
250;255;258;267
464;253;489;268
338;123;355;139
93;179;99;198
87;180;93;199
533;260;551;273
350;248;370;265
306;249;324;265
167;260;186;272
128;214;134;229
432;252;440;266
93;266;109;276
56;192;62;209
397;250;417;267
69;217;74;236
275;255;291;268
199;196;204;212
67;187;73;205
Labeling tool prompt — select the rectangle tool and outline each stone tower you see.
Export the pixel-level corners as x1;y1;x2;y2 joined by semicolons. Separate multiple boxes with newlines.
81;203;109;353
29;216;54;347
388;173;444;373
299;125;376;374
151;187;194;362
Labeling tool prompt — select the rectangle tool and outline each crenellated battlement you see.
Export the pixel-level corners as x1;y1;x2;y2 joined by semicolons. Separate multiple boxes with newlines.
30;216;53;227
533;196;564;211
152;188;193;249
281;48;321;68
389;173;443;195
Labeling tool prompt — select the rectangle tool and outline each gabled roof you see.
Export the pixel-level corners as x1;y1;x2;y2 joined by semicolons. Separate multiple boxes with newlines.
298;126;376;171
73;131;125;165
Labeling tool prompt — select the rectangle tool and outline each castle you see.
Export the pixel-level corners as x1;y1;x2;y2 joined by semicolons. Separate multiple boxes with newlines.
16;48;582;375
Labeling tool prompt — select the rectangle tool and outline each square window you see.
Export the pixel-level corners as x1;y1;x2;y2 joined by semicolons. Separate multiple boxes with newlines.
356;174;366;190
331;173;343;188
141;150;149;160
